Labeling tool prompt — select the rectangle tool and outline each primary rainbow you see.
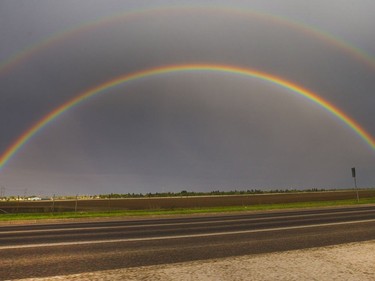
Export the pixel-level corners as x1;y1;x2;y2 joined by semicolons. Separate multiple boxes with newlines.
0;63;374;170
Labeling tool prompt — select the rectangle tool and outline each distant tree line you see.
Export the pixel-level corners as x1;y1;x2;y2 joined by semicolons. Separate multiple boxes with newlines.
97;188;328;199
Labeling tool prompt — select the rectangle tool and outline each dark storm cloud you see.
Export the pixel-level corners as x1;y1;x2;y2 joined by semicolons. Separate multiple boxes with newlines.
0;0;374;195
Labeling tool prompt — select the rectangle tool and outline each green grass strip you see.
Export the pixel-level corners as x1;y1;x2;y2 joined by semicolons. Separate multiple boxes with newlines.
1;197;375;222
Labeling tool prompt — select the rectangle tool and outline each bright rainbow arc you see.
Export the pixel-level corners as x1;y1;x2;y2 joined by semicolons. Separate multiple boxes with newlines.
1;5;375;76
0;63;374;171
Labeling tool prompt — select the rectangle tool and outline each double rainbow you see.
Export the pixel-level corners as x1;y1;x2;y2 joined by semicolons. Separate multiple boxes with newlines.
0;63;374;171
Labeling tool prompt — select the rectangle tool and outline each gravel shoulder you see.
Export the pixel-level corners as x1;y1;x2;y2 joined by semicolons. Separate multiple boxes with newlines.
19;240;375;281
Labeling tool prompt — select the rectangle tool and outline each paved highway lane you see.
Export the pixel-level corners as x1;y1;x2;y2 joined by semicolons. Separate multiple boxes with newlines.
1;205;375;280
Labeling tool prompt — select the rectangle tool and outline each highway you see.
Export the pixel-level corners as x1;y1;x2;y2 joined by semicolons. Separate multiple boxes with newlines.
1;205;375;280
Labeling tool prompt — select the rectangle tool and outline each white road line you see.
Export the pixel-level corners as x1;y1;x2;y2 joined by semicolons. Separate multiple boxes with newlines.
1;218;374;250
1;209;374;235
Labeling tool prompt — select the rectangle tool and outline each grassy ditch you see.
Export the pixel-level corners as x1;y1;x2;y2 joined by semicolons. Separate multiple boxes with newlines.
0;197;374;222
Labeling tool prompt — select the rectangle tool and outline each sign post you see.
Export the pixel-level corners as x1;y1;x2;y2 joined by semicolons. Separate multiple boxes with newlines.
351;167;359;203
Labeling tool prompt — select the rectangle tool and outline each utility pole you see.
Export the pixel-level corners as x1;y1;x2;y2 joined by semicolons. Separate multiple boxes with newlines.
351;167;359;203
75;194;78;213
52;194;55;213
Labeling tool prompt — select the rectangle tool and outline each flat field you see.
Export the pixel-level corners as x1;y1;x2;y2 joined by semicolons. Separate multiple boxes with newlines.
1;190;374;213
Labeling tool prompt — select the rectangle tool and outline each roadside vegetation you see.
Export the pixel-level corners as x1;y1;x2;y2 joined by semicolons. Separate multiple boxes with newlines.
0;196;374;222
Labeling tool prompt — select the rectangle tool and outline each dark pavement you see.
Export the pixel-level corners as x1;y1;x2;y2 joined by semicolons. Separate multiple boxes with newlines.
1;205;375;280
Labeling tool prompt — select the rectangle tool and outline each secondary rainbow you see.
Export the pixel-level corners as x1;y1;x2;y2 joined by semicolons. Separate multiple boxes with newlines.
1;5;375;77
0;63;374;171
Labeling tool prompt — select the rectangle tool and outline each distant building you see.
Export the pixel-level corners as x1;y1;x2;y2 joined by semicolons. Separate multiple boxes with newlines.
27;196;42;201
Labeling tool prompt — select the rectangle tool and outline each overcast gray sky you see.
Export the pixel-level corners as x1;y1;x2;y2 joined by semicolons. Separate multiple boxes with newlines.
0;0;374;196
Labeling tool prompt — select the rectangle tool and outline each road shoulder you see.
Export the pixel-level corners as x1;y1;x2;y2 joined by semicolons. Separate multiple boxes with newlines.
19;240;375;281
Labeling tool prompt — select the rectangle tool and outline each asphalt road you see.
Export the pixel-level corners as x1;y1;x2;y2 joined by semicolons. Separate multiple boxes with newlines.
1;205;375;280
